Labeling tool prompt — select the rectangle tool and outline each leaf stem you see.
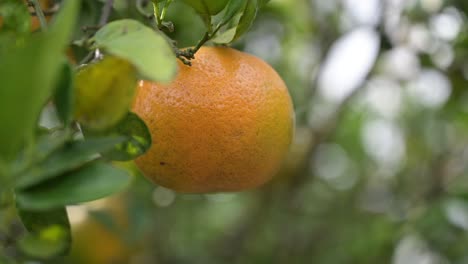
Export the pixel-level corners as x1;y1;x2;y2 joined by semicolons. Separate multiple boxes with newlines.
159;0;173;21
188;23;223;55
192;31;211;54
28;0;48;30
174;24;222;65
172;5;229;65
78;51;95;65
152;1;162;28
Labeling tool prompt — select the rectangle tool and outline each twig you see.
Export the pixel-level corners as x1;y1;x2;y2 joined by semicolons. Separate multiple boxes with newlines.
99;0;114;26
81;25;101;32
192;31;211;54
78;51;95;65
30;10;56;16
28;0;48;30
136;0;154;19
159;0;172;21
152;1;162;28
175;29;216;65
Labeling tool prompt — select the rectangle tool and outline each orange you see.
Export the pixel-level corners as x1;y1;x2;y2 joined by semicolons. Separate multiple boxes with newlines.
69;196;133;264
132;46;294;193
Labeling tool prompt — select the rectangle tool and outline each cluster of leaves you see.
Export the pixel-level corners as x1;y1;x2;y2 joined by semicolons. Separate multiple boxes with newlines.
182;0;268;44
0;0;269;261
0;1;152;260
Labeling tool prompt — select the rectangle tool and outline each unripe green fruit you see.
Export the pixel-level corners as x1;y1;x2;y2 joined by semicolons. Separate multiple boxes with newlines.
74;56;137;131
182;0;230;15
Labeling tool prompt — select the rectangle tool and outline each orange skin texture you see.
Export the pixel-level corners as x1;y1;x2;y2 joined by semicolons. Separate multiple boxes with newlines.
133;46;294;193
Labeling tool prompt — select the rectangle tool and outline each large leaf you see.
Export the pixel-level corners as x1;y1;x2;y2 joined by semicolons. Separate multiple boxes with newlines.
258;0;270;7
91;19;177;83
16;161;132;210
74;56;137;131
15;137;126;190
83;112;152;161
0;0;80;161
53;62;75;126
18;207;71;258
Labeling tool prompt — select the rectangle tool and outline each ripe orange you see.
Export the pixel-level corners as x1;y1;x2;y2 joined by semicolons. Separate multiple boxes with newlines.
69;196;133;264
132;46;294;193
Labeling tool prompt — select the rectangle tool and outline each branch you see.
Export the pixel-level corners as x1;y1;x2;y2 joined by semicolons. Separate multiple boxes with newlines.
99;0;114;26
28;0;48;30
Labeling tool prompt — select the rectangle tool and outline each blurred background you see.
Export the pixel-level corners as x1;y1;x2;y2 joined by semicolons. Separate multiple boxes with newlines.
62;0;468;263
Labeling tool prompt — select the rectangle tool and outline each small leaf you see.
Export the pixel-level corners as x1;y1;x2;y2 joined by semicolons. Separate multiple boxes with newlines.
92;19;177;83
16;161;132;210
18;226;69;259
15;136;126;190
74;56;138;131
19;207;71;234
83;112;152;161
212;0;258;44
18;207;71;258
217;0;246;27
35;130;72;162
53;62;74;126
9;130;72;178
211;27;237;44
232;0;258;41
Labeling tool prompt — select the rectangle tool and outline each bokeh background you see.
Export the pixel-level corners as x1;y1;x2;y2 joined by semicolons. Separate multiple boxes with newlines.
59;0;468;263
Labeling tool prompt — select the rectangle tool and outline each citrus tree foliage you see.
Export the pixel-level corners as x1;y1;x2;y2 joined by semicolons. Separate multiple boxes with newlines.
2;0;468;263
0;0;263;261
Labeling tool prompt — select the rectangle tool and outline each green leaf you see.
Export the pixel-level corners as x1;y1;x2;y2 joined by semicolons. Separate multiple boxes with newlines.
16;161;132;210
182;0;229;15
258;0;270;7
18;226;69;259
15;136;126;190
9;129;71;177
211;26;237;43
0;0;80;161
53;62;75;126
18;207;71;258
74;56;138;131
232;0;258;40
0;0;31;34
83;112;152;161
212;0;258;44
91;19;177;83
217;0;246;27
